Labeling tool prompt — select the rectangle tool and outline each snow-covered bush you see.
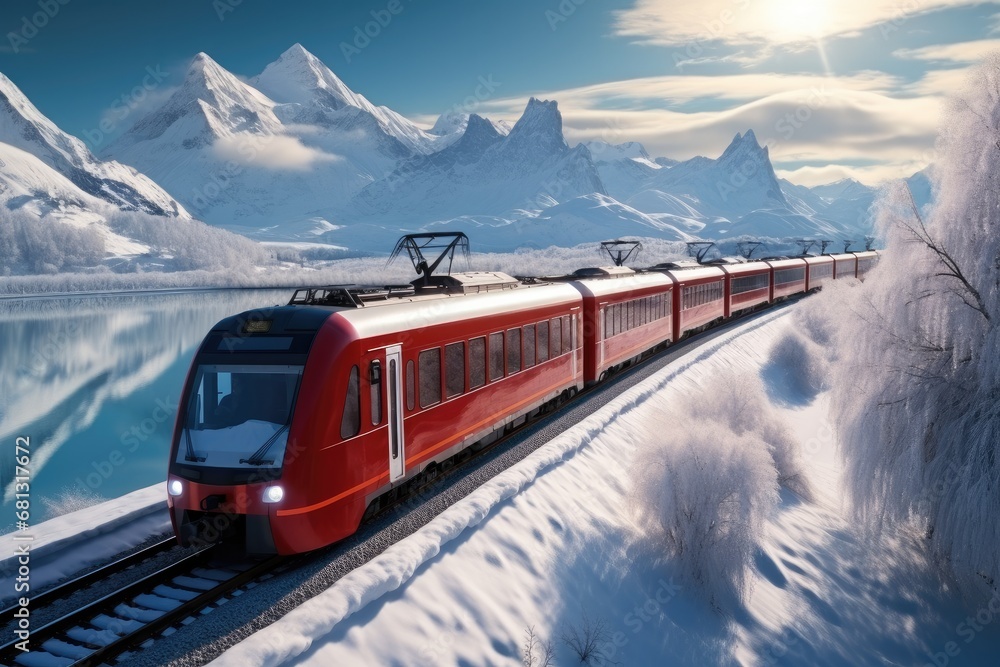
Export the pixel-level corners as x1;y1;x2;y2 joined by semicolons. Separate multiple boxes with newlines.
632;369;808;609
830;54;1000;594
764;328;830;404
635;420;777;609
105;210;274;271
40;487;104;517
0;210;105;273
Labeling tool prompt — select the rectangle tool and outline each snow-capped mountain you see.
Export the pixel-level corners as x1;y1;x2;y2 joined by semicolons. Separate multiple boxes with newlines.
5;42;896;261
102;50;399;230
251;44;448;155
350;98;606;218
641;130;788;217
102;46;471;232
0;73;187;217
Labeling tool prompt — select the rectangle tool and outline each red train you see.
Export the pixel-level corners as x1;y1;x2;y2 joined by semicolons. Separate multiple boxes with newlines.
167;235;878;554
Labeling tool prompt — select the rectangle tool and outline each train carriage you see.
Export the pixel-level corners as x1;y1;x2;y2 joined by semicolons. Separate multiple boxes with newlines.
567;268;674;384
853;250;879;280
719;261;771;318
830;253;858;280
766;258;808;300
168;272;584;555
803;255;835;291
655;266;727;340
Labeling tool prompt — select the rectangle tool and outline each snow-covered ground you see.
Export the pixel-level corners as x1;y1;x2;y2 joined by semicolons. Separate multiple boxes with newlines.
7;306;997;665
0;484;167;600
206;308;1000;666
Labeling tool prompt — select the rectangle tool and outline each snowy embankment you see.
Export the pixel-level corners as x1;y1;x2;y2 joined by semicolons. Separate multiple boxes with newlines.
211;306;1000;667
0;484;167;600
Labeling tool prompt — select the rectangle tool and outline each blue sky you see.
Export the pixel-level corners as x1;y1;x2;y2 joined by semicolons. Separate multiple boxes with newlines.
2;0;999;184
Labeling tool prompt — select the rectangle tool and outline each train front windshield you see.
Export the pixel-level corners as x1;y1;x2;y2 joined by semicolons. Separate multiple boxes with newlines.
177;364;303;469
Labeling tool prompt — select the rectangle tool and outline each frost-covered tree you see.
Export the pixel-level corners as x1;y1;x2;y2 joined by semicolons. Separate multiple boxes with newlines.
832;54;1000;593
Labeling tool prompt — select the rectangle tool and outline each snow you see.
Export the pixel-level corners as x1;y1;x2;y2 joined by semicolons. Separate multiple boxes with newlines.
208;307;1000;667
2;302;995;664
0;483;168;602
180;420;289;470
0;72;187;217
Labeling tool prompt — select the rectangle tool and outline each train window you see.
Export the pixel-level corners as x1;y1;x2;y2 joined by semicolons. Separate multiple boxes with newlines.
570;314;577;351
369;361;382;426
445;342;465;398
524;324;536;368
507;328;521;373
470;337;486;388
551;318;562;357
419;348;442;408
406;360;415;411
537;321;549;363
562;315;571;351
489;332;505;381
340;366;361;439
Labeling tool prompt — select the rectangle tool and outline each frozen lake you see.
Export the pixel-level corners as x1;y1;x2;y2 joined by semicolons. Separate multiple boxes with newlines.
0;288;290;533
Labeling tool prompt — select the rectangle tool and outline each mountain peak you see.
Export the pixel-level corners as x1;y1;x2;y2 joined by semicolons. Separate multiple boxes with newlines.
183;51;257;100
505;98;566;155
253;45;371;113
283;42;313;60
720;129;765;160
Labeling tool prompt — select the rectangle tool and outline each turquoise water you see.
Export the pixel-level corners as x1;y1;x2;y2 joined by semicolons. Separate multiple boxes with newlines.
0;289;289;533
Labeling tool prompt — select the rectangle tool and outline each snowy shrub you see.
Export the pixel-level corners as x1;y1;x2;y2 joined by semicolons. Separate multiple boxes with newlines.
829;54;1000;594
695;369;811;499
764;329;830;403
0;210;105;274
41;487;104;517
634;420;778;609
632;368;810;609
104;210;274;271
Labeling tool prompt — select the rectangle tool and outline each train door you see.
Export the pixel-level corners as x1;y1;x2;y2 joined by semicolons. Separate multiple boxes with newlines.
386;345;406;482
571;312;579;379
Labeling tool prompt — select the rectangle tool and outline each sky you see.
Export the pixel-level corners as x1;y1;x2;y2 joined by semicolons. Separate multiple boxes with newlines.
1;0;998;185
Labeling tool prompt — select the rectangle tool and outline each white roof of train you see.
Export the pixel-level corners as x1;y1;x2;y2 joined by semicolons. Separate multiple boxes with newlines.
336;281;581;339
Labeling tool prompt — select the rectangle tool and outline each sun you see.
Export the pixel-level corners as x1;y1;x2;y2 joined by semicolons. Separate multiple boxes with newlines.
765;0;832;42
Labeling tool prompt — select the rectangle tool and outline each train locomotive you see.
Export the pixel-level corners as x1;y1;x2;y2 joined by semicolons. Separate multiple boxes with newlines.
167;234;878;555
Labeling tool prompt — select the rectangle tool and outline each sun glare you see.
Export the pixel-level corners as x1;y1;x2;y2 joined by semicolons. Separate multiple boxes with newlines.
765;0;831;42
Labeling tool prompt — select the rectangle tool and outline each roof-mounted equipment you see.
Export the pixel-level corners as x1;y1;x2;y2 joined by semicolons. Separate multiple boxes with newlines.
600;239;643;267
794;239;816;256
686;241;717;265
388;232;471;288
736;240;767;260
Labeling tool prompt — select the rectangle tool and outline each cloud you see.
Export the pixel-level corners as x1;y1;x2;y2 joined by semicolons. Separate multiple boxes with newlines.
456;75;941;186
470;71;901;113
613;0;993;47
92;86;178;145
212;134;341;171
893;39;1000;63
903;66;978;96
776;163;928;187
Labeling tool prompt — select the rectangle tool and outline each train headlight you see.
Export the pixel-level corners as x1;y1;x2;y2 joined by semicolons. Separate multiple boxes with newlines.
263;486;284;503
168;479;184;497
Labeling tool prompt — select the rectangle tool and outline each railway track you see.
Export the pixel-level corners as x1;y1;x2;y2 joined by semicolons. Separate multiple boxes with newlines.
0;542;289;667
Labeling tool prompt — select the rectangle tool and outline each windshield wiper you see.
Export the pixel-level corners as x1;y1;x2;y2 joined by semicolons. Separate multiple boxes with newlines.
184;425;205;463
239;379;301;467
240;424;288;466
